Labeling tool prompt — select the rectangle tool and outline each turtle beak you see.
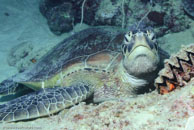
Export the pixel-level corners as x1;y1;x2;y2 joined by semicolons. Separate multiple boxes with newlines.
132;32;152;51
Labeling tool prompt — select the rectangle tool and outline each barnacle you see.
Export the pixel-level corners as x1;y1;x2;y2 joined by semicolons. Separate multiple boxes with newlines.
155;44;194;94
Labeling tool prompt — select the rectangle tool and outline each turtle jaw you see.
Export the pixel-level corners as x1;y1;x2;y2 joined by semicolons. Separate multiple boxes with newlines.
123;46;160;76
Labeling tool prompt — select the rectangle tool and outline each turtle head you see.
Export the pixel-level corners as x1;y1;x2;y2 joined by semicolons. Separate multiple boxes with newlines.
121;30;159;76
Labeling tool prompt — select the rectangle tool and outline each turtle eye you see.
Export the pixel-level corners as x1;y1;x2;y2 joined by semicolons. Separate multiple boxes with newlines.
146;30;156;42
128;31;133;36
124;31;133;45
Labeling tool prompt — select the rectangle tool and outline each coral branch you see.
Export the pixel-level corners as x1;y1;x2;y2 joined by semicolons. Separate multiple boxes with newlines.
80;0;87;26
121;0;125;28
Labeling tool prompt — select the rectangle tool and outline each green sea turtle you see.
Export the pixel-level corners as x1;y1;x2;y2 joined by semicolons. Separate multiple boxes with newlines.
0;26;169;122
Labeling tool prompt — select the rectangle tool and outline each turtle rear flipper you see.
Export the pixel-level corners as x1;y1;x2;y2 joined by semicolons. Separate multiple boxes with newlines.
0;84;93;123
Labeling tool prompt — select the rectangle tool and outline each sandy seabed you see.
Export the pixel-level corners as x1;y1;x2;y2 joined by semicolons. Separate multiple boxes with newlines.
0;81;194;130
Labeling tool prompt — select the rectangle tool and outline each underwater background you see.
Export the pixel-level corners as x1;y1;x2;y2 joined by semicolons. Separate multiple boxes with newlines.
0;0;194;129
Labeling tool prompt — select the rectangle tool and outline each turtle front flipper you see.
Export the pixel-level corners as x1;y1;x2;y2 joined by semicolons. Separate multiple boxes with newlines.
0;78;19;95
0;84;93;123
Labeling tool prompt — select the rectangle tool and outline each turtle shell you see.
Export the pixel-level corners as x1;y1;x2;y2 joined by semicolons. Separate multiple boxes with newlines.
0;26;170;95
18;26;126;82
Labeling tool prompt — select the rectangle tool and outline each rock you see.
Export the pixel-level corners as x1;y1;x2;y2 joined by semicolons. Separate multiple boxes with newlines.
95;0;122;26
39;0;64;18
7;42;51;73
40;1;74;35
46;2;74;35
148;11;166;26
7;42;34;72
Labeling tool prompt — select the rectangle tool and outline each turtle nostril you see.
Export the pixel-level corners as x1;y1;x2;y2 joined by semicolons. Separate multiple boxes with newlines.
123;45;127;53
127;43;133;52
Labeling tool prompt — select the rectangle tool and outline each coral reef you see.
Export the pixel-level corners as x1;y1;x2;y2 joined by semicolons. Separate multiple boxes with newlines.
74;0;101;26
94;0;125;26
147;0;190;36
39;0;191;36
39;0;100;34
183;0;194;18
